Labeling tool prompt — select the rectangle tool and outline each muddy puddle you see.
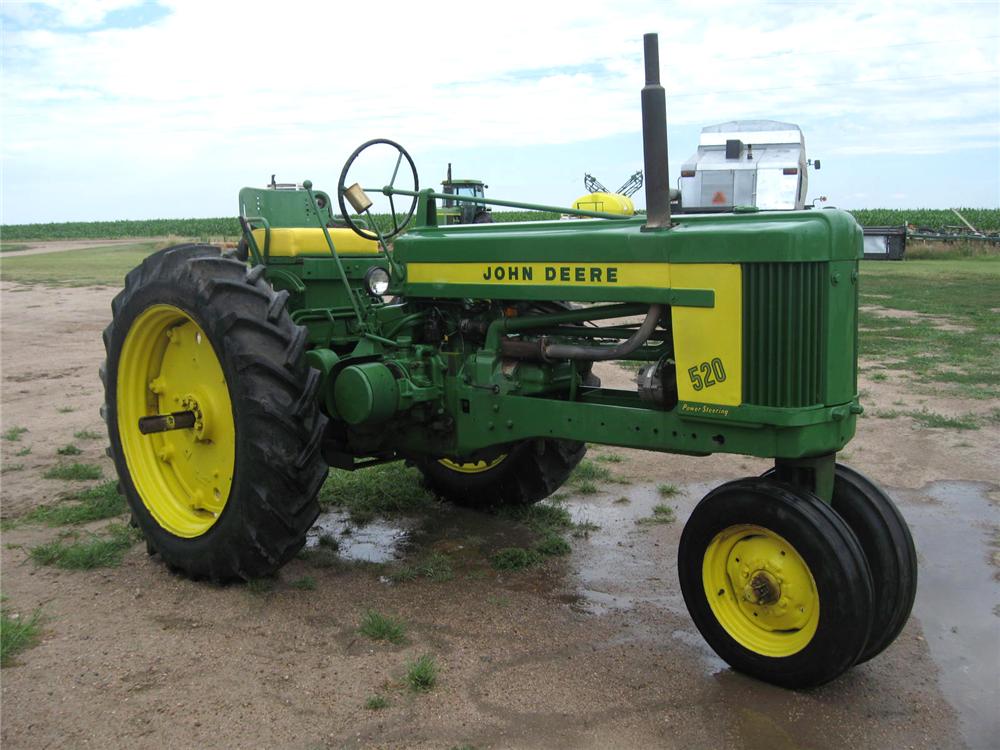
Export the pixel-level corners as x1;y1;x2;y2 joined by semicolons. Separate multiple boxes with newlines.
900;480;1000;750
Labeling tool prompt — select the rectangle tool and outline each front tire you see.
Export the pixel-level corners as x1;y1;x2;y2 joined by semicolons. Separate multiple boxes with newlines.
678;478;874;688
102;244;328;581
416;439;585;509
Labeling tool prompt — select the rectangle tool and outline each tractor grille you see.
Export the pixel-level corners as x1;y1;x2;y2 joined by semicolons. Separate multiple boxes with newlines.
742;262;826;407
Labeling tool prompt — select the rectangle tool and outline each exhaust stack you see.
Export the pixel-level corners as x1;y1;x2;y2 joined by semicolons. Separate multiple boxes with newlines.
641;33;671;230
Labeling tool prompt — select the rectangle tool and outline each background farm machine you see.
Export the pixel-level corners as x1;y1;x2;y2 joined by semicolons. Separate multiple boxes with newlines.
102;34;916;689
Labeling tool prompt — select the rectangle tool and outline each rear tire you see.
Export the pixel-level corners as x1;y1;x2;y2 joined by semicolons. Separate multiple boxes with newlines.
102;244;328;581
416;439;585;509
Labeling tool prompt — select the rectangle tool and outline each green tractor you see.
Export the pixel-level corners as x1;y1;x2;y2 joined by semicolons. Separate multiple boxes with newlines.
101;34;915;689
438;163;492;224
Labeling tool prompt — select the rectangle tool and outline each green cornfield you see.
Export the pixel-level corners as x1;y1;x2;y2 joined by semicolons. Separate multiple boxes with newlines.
1;208;996;241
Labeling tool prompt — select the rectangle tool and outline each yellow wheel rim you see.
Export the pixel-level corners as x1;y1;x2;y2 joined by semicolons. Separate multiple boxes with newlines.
703;525;819;657
117;305;236;538
438;453;508;474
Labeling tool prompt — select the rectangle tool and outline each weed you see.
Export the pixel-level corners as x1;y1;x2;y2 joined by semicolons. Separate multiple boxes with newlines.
73;430;103;440
613;496;631;504
869;372;888;382
2;426;28;442
56;407;75;414
501;502;572;532
365;694;389;710
23;481;124;525
1;463;24;474
405;654;438;692
296;547;343;569
536;532;571;557
491;547;541;571
317;533;340;551
573;480;599;495
389;552;454;583
29;523;138;569
570;460;613;483
289;576;317;591
319;462;434;523
359;610;407;644
594;453;624;463
1;607;42;666
908;409;980;430
638;504;676;525
14;446;31;456
42;463;101;481
56;444;82;456
657;483;680;498
571;520;600;539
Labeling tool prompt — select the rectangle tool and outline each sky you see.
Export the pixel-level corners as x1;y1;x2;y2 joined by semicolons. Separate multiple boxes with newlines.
1;0;998;224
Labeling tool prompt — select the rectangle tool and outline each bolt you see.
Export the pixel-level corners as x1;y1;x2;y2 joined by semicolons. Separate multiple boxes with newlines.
506;420;514;429
148;377;166;394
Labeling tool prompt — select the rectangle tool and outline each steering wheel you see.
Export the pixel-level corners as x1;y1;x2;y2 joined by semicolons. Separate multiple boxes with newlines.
337;139;419;241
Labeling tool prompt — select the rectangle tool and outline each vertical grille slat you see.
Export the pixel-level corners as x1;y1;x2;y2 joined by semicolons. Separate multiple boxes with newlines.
743;262;825;408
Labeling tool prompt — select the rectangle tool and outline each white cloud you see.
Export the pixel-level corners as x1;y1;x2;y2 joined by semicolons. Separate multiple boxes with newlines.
1;0;997;220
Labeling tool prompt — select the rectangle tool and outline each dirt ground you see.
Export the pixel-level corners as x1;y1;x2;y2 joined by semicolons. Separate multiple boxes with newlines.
1;280;998;749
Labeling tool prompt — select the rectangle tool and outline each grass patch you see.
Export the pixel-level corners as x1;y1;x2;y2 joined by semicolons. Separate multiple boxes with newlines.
874;408;980;430
23;481;125;526
1;607;42;666
289;576;317;591
535;532;571;556
2;426;28;442
317;533;340;551
491;547;541;571
613;496;631;504
637;504;676;526
319;462;434;523
0;241;164;286
405;654;438;692
1;463;24;474
859;259;1000;400
594;452;624;463
14;446;32;456
56;444;82;456
657;483;679;498
571;460;614;483
359;610;407;644
73;430;103;440
29;523;138;569
365;694;389;710
501;502;573;533
869;371;888;382
0;242;31;253
389;552;454;583
42;463;102;481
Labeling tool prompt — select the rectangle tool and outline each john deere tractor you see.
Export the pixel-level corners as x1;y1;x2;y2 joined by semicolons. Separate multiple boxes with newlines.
102;34;915;689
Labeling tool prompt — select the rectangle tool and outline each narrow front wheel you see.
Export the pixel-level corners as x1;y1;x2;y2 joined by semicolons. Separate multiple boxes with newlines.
678;478;873;688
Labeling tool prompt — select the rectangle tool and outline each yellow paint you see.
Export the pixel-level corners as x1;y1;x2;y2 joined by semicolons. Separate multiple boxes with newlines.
438;454;508;474
117;305;235;538
703;524;819;657
672;264;742;406
571;192;635;216
407;262;672;287
408;260;743;408
251;227;380;257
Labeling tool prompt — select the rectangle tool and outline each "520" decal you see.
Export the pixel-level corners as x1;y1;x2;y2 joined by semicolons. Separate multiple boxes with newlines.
688;357;727;391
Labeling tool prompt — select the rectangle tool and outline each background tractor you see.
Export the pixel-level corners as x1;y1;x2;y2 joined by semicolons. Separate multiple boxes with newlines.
438;163;492;224
102;34;915;689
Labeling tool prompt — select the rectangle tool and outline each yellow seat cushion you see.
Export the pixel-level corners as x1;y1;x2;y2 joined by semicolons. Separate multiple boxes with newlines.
251;227;379;257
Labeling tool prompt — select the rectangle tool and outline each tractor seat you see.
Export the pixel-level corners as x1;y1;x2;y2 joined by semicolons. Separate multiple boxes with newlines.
251;227;380;257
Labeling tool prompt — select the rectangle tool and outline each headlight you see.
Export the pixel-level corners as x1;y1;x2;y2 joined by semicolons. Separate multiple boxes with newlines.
365;266;390;296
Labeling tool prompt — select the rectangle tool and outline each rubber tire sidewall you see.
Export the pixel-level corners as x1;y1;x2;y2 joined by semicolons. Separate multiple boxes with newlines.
678;478;874;688
104;244;326;580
